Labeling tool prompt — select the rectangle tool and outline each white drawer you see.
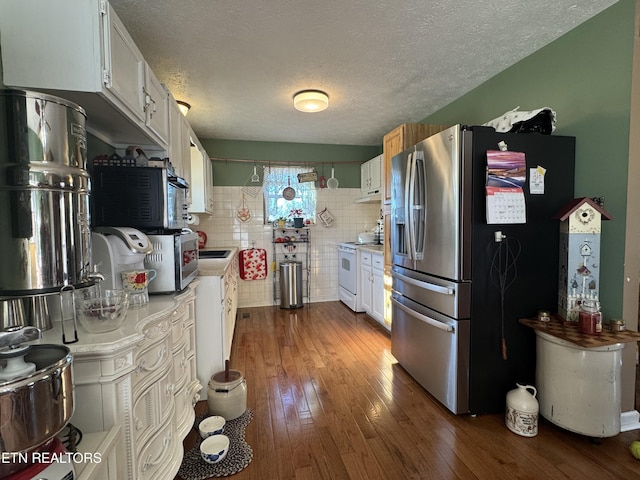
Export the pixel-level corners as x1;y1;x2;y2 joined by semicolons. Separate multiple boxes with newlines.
132;336;172;392
136;421;176;480
170;303;188;348
373;254;384;270
171;345;189;391
132;383;157;448
360;251;372;265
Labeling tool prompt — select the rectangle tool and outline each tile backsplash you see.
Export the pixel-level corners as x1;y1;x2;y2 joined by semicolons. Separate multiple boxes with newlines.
193;186;381;307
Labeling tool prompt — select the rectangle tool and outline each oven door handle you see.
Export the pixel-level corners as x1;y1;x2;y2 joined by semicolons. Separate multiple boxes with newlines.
391;296;453;332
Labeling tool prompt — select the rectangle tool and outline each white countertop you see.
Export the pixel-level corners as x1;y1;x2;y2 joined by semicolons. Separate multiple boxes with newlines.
30;282;198;354
198;247;239;276
358;245;384;254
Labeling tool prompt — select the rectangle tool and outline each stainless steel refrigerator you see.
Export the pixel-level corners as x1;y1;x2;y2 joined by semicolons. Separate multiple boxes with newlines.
390;124;575;414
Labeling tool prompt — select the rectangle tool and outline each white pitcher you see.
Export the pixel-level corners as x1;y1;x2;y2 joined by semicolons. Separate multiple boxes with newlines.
505;383;539;437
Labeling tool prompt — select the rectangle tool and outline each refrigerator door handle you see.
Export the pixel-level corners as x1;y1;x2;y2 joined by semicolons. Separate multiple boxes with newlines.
407;151;417;260
404;151;414;260
391;296;454;332
413;151;426;260
392;270;455;295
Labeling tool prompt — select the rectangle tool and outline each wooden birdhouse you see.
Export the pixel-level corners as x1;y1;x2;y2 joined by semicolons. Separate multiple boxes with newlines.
553;197;612;321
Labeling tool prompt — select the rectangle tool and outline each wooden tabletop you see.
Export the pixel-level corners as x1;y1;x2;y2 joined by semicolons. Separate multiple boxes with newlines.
519;315;640;348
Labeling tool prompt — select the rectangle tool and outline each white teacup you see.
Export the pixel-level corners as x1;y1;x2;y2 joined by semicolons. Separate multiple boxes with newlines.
120;269;157;292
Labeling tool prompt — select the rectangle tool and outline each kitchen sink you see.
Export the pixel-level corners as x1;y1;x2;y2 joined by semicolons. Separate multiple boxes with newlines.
199;250;231;259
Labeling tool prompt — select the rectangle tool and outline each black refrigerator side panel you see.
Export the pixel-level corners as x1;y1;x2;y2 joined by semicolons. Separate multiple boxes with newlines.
467;128;575;414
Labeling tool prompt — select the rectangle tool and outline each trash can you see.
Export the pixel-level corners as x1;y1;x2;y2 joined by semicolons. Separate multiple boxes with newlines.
280;261;303;308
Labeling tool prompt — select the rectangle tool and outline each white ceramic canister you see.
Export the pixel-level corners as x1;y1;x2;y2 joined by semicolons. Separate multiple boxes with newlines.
207;369;247;420
505;383;539;437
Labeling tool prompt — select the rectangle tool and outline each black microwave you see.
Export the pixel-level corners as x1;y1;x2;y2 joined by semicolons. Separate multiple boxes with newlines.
91;166;189;231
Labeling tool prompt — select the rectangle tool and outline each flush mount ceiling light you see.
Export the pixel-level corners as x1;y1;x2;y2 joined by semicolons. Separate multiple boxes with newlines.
293;90;329;113
177;100;191;116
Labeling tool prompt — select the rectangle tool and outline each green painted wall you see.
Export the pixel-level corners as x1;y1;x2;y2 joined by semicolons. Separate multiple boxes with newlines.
421;0;635;317
200;139;381;188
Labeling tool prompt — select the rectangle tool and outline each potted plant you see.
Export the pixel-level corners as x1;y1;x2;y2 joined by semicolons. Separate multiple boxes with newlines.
276;217;287;228
289;208;304;228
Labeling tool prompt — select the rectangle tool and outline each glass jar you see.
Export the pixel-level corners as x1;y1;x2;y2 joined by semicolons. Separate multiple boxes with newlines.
578;299;602;335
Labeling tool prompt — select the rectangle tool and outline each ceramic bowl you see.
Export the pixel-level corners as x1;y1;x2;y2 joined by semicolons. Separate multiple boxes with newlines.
198;415;226;438
200;434;229;464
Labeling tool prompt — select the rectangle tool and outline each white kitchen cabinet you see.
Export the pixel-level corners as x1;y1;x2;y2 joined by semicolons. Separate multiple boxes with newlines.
168;95;192;185
360;251;373;314
359;249;386;328
143;64;170;145
372;255;385;324
189;131;214;215
0;0;169;148
34;283;201;480
195;252;239;399
360;154;382;198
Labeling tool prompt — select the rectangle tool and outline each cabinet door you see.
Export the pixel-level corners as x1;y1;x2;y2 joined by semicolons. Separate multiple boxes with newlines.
383;208;392;268
144;65;170;146
382;126;404;204
360;162;369;197
169;99;184;175
105;4;146;122
369;154;382;193
189;145;213;215
372;261;385;324
203;148;214;213
360;264;372;314
181;118;192;187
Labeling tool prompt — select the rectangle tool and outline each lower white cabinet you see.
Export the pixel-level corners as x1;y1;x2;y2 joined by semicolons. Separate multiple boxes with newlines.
359;249;386;328
37;282;202;480
195;252;239;399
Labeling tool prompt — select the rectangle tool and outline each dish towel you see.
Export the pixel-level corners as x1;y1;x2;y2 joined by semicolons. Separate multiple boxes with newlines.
238;248;267;280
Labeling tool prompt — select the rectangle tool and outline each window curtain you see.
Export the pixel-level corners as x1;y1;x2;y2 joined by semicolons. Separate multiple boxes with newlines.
263;166;317;223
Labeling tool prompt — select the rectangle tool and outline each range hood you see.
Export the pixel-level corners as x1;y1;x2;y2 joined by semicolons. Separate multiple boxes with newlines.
355;193;382;204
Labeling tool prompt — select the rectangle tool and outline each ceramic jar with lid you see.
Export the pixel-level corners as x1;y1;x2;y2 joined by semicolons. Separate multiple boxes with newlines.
207;369;247;420
505;384;539;437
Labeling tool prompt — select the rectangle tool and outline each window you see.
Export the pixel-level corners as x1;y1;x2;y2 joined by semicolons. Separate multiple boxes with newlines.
263;166;317;224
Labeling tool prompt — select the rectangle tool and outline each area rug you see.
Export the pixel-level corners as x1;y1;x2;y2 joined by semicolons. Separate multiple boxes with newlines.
178;409;254;479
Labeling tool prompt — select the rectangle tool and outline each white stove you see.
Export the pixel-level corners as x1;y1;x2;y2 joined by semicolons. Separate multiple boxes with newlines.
337;241;381;312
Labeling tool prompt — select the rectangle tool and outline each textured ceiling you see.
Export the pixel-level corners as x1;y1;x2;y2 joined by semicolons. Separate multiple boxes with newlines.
109;0;617;146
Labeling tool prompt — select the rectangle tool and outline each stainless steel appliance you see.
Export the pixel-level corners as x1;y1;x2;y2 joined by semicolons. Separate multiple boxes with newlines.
144;231;199;293
90;166;189;231
0;90;93;296
391;124;575;414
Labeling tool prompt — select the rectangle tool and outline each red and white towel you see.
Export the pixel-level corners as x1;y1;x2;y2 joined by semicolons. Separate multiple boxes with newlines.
238;248;267;280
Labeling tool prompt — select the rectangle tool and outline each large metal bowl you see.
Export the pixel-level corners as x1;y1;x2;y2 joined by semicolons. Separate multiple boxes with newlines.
0;344;73;476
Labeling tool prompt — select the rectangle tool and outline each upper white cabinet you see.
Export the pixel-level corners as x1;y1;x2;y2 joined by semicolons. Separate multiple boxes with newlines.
0;0;169;148
189;131;214;215
143;64;170;145
168;93;191;185
358;154;382;202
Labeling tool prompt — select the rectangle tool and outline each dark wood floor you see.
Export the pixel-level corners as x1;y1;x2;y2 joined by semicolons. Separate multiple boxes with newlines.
180;301;640;479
